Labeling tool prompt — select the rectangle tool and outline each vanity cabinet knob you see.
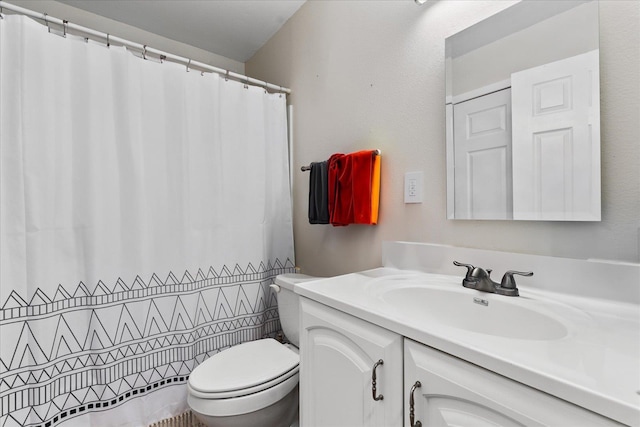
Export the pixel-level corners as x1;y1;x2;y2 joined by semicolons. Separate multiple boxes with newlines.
371;359;384;401
409;380;422;427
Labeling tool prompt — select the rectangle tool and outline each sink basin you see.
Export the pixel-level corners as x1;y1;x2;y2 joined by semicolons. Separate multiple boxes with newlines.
376;281;569;341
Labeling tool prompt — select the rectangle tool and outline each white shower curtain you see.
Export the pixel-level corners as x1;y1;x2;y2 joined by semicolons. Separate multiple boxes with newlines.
0;15;294;427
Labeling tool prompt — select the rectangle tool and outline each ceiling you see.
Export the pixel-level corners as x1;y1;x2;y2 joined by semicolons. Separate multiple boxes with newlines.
56;0;306;63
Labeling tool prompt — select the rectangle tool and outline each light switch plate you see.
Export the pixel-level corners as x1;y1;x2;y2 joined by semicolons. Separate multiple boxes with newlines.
404;171;423;204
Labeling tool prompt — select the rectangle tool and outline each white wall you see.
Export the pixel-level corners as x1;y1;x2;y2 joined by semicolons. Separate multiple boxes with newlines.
246;0;640;277
6;0;245;73
451;1;598;97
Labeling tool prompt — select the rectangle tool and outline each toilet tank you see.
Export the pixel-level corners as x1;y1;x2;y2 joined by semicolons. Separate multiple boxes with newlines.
273;273;318;347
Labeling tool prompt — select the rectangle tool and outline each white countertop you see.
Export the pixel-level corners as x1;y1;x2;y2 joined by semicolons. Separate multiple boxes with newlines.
295;267;640;426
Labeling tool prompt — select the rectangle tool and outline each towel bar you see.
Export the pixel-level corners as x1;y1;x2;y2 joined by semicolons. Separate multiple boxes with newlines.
301;149;381;172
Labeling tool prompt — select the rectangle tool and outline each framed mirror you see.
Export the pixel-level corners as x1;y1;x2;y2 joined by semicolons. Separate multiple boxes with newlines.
445;0;601;221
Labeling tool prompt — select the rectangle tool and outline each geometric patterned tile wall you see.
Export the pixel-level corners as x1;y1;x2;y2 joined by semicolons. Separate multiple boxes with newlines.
0;259;296;427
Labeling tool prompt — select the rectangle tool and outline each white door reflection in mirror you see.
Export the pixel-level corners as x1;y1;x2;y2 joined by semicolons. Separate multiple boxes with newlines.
445;0;601;221
454;89;512;219
511;50;600;220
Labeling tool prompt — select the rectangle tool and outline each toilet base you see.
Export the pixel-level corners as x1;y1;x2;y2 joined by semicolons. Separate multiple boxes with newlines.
191;385;298;427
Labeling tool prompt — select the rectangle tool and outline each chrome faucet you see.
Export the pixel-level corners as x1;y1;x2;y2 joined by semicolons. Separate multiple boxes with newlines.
453;261;533;297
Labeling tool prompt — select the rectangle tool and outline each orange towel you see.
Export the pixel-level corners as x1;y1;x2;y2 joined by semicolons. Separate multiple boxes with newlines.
328;150;380;226
370;154;381;224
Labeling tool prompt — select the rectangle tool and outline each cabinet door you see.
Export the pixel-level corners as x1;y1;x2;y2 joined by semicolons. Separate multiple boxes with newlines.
404;339;622;427
300;298;403;427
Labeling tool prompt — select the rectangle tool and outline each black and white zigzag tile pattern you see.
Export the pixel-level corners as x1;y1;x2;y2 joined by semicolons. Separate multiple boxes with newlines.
0;259;296;427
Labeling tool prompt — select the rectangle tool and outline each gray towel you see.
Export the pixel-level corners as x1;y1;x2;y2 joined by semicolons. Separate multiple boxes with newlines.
308;161;330;224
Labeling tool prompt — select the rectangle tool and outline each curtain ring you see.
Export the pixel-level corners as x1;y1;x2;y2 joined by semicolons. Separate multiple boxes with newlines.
63;19;68;38
160;54;166;63
106;33;110;48
186;59;191;72
142;45;147;60
225;70;229;81
44;13;50;33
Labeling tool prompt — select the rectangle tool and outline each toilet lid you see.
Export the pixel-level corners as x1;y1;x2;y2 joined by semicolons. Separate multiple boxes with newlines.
189;338;299;394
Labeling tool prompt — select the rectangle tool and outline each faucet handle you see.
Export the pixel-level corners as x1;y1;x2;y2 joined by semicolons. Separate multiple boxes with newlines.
453;261;474;279
501;270;533;290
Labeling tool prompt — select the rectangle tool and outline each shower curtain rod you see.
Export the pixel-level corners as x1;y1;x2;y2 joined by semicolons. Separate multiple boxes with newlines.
0;1;291;94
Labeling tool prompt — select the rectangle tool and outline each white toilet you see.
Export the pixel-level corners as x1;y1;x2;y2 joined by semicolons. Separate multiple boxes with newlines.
187;273;316;427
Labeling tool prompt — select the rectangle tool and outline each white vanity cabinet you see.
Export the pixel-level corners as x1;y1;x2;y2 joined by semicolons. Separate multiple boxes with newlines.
299;298;403;426
299;297;625;427
403;339;623;427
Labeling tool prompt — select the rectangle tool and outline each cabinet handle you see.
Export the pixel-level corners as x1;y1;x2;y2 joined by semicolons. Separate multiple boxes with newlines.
371;359;384;401
409;381;422;427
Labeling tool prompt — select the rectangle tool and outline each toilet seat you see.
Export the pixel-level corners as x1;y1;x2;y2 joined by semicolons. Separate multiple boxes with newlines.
189;338;299;394
188;370;299;417
187;339;300;417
